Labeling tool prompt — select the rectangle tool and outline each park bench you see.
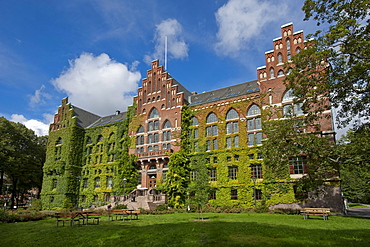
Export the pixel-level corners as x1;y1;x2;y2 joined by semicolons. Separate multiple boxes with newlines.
79;211;102;225
300;208;330;220
108;209;128;221
55;212;81;227
124;209;140;220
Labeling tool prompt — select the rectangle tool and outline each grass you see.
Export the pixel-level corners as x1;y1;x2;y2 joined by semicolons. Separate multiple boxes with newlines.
1;212;370;246
348;203;367;208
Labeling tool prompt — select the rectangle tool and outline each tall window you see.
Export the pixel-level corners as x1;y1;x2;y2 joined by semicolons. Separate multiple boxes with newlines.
52;179;57;189
228;166;238;180
251;164;263;179
270;67;275;78
162;120;171;142
209;168;217;181
286;39;291;60
247;105;262;145
95;177;100;187
106;176;113;188
278;53;283;64
282;89;304;117
289;156;307;174
254;189;262;201
206;113;218;138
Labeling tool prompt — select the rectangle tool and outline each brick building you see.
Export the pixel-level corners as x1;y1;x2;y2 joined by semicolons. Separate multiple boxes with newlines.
41;23;339;211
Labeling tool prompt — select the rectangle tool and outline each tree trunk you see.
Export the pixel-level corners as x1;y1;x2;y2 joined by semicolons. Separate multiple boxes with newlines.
0;170;4;195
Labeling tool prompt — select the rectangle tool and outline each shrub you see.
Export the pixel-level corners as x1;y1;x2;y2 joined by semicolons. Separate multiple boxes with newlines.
113;204;127;210
29;199;42;211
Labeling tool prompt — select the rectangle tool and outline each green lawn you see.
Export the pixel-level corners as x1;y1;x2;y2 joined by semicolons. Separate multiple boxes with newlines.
1;212;369;246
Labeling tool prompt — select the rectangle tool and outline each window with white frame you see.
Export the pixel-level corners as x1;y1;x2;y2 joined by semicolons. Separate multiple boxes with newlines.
282;89;304;117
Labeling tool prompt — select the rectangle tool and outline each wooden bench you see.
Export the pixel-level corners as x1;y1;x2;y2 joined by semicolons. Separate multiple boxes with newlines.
80;211;102;225
300;208;330;220
55;212;81;227
124;209;140;220
108;210;128;221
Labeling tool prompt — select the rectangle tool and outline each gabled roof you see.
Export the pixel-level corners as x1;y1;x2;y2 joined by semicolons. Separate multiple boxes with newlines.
73;106;101;128
86;111;127;128
188;80;259;106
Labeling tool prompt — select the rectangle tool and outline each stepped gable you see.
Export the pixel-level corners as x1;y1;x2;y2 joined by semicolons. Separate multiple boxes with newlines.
86;111;127;128
171;77;192;103
72;106;101;128
188;80;259;106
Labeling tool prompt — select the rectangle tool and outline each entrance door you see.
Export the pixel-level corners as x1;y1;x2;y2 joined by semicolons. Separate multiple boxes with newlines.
148;175;156;189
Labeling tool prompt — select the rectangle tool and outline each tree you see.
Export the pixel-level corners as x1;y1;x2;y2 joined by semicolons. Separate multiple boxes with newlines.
160;151;189;208
286;0;370;128
339;124;370;203
0;117;46;208
187;147;212;220
262;111;340;201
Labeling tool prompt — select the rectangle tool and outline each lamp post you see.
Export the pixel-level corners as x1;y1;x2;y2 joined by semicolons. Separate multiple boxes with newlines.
4;184;11;210
122;178;127;195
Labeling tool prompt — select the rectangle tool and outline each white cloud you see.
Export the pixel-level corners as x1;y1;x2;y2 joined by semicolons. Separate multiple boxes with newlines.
28;84;51;108
214;0;288;57
51;53;141;116
10;114;50;136
144;19;189;64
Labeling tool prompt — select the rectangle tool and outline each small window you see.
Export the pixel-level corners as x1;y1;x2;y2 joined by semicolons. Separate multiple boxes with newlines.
191;117;199;126
278;53;283;64
270;68;275;78
206;113;218;123
149;108;159;119
163;120;171;129
228;166;238;180
226;109;239;120
247;105;261;116
283;89;294;101
231;189;238;200
254;189;262;201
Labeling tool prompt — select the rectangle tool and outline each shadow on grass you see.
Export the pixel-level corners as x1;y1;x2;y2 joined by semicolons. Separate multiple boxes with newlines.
1;214;370;247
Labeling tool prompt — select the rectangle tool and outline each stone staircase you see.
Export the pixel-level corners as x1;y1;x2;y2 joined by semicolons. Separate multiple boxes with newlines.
90;189;167;211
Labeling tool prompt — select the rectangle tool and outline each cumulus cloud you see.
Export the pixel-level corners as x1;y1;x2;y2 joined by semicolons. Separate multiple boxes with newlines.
10;114;50;136
214;0;288;57
144;19;189;64
51;53;141;116
28;85;51;108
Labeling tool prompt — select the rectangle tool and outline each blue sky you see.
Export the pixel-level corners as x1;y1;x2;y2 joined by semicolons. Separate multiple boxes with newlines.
0;0;321;136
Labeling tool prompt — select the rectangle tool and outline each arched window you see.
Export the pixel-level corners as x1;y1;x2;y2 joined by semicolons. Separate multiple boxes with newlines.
296;47;301;54
206;113;218;123
226;108;239;120
86;137;92;144
278;53;283;64
286;39;291;60
278;70;284;76
191;117;199;126
247;105;261;116
282;89;304;117
97;135;103;142
56;137;63;145
270;68;275;78
137;126;144;134
149;108;159;119
247;105;262;145
163;120;171;129
282;89;294;101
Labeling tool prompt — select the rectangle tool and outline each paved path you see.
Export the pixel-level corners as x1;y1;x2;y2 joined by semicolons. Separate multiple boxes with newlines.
346;204;370;217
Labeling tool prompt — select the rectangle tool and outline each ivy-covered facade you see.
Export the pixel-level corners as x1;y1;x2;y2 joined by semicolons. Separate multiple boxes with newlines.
41;23;337;210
